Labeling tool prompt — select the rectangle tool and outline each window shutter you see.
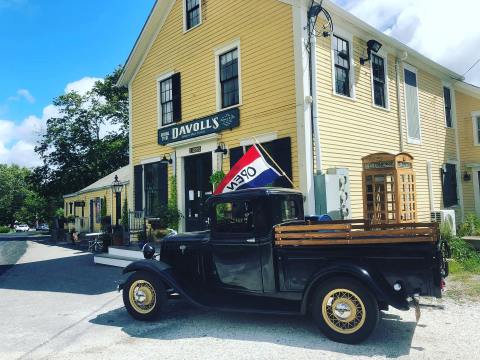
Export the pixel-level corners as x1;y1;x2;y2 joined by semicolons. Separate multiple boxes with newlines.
158;162;168;206
229;138;292;189
172;72;182;122
134;165;143;212
442;164;458;207
229;146;244;169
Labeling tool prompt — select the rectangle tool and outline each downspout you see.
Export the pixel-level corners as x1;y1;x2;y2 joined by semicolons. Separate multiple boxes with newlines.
395;51;408;152
309;22;323;173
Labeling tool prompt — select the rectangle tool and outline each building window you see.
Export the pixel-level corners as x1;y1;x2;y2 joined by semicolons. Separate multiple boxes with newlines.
372;54;386;108
333;35;351;97
69;202;73;215
477;116;480;144
157;72;181;127
160;77;173;126
443;86;453;128
95;197;101;223
219;48;239;109
144;162;168;218
404;65;421;143
442;163;458;207
185;0;200;30
473;112;480;146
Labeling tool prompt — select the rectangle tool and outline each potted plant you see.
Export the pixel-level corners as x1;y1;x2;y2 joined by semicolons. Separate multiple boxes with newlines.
100;232;112;252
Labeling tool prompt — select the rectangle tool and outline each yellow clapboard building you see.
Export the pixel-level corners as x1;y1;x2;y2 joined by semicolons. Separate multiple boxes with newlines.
114;0;478;231
63;166;130;233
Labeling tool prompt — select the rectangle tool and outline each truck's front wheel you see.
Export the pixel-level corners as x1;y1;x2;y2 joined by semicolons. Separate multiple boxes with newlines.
123;271;166;321
312;277;379;344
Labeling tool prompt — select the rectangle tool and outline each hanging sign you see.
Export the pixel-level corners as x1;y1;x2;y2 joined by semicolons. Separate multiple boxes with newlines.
158;108;240;145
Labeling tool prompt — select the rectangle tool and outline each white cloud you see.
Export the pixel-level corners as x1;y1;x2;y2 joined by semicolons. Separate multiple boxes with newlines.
64;76;102;95
0;76;102;168
0;104;54;167
7;88;35;103
331;0;480;86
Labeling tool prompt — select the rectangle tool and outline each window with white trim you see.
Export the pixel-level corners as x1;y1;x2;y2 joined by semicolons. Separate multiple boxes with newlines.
443;86;453;128
185;0;200;30
160;77;173;126
333;35;351;97
371;54;387;108
474;113;480;145
157;72;181;127
404;65;421;143
219;48;239;109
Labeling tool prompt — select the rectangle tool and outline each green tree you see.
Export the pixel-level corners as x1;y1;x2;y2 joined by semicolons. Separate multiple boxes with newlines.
32;67;129;211
121;198;129;230
0;165;47;226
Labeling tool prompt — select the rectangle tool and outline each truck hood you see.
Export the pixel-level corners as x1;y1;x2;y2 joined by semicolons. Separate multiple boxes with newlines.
165;230;210;244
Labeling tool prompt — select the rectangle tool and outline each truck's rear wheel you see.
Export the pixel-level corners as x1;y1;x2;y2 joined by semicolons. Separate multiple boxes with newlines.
123;271;166;321
312;277;379;344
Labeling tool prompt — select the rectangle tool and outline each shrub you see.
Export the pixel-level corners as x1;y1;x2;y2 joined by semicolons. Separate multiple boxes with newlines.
458;214;480;237
0;226;10;233
448;237;479;262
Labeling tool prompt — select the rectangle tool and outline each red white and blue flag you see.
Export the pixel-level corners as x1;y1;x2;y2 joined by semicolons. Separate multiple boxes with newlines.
214;145;281;195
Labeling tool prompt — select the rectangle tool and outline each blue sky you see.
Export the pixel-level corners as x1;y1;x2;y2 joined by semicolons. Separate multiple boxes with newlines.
1;0;479;167
0;0;154;120
0;0;154;166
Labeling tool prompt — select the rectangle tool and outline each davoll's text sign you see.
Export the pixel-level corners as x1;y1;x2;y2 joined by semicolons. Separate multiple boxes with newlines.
158;108;240;145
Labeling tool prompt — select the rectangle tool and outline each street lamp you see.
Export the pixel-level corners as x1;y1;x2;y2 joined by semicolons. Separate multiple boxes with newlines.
111;175;123;194
111;175;123;226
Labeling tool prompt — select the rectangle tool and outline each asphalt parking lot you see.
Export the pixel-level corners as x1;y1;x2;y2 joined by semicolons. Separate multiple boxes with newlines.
1;236;479;360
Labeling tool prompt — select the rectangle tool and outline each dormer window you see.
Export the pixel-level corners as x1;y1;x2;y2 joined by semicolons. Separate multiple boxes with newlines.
185;0;201;31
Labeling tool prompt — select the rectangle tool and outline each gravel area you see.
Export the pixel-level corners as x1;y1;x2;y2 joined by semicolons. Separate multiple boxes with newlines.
1;238;479;360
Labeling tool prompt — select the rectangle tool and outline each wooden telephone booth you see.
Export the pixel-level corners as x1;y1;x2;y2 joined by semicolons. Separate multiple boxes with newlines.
362;152;417;224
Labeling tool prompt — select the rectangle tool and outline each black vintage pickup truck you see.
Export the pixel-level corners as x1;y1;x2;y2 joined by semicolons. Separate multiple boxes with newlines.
119;188;449;343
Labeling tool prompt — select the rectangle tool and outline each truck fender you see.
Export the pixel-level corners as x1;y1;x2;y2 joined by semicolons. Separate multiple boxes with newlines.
300;263;409;314
120;259;207;309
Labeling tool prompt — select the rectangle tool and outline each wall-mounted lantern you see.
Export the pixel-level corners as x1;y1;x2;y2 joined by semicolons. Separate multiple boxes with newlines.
160;154;173;165
360;39;383;65
214;142;228;156
464;171;472;181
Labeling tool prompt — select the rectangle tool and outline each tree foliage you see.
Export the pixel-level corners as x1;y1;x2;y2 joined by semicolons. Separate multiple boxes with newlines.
32;67;129;209
0;164;47;226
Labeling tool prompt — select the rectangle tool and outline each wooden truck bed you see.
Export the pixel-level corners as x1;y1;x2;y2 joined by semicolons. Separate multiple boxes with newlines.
274;219;439;247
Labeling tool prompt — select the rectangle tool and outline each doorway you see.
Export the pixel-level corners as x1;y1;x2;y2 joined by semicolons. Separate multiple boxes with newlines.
184;152;213;232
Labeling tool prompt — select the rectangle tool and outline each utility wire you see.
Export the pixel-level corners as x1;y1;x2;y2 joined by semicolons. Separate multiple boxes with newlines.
462;58;480;77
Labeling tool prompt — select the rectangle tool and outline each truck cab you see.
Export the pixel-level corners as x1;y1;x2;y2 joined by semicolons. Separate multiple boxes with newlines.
120;188;448;344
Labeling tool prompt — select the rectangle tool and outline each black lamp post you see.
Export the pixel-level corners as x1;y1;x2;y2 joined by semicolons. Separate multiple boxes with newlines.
111;175;123;225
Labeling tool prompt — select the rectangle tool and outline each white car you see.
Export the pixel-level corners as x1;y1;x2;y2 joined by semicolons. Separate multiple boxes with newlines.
15;224;30;232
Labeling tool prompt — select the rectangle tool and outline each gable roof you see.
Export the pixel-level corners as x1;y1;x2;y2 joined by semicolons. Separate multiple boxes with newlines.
455;81;480;100
117;0;464;87
117;0;174;87
63;165;131;198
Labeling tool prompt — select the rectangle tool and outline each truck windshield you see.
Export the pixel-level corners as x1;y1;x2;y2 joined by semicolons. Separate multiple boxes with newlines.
271;196;302;224
214;200;254;233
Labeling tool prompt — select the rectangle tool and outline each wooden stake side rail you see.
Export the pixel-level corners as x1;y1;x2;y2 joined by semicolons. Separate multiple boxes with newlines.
274;222;438;246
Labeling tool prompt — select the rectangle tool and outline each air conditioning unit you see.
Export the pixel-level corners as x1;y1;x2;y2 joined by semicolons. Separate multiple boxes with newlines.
313;168;351;220
430;210;456;235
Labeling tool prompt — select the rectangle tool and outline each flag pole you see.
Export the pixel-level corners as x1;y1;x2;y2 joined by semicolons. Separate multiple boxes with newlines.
252;137;296;189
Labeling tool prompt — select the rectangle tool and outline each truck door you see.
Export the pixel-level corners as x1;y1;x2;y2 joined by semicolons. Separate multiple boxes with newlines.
209;199;264;292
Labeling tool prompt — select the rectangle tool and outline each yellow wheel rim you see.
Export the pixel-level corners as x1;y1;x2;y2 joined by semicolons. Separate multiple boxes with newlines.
128;280;157;314
321;288;366;334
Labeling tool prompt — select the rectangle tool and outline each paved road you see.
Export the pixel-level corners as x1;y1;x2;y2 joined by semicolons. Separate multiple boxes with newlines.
0;237;479;359
0;232;49;276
